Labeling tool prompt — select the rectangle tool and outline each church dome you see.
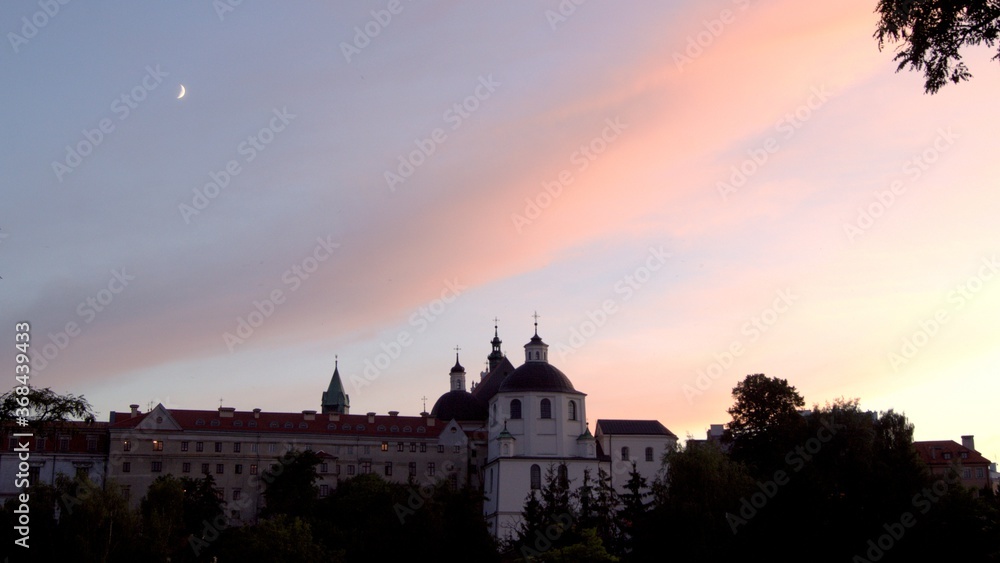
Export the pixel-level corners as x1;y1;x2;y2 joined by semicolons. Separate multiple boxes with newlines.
498;362;578;394
431;390;487;421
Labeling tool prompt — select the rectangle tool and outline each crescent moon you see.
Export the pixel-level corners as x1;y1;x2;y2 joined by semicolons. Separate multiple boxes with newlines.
177;84;186;99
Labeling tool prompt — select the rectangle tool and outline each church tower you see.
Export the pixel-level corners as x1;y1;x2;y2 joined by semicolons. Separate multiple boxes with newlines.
321;357;350;414
487;320;504;372
450;352;466;391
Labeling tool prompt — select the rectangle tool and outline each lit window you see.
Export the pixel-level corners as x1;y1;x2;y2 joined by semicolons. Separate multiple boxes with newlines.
510;399;522;419
540;399;551;419
381;442;389;452
152;440;163;451
123;440;131;452
530;464;541;489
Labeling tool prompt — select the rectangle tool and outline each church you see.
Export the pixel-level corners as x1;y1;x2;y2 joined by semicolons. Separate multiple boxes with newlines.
425;319;678;539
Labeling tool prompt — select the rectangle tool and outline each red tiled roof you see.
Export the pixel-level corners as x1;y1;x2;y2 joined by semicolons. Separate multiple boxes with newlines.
110;408;444;439
914;440;992;466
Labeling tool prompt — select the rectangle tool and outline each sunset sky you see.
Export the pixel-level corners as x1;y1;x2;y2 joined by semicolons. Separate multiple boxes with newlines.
2;1;998;463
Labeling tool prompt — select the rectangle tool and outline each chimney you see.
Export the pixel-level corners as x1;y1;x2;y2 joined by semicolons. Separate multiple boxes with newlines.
367;412;376;424
303;410;316;421
253;408;261;419
328;413;340;422
130;404;140;416
219;406;236;418
388;411;399;417
962;435;975;451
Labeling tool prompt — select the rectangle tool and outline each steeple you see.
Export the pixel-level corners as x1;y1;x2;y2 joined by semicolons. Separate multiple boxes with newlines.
321;356;350;414
487;317;504;372
450;347;466;391
524;311;549;363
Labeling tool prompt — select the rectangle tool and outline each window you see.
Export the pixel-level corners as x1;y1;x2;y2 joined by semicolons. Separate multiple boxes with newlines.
363;445;371;454
961;452;969;459
381;442;389;452
250;443;258;453
202;463;210;475
410;443;417;453
558;464;568;484
235;464;243;475
397;443;404;452
391;425;399;433
347;465;356;476
216;464;224;474
122;462;131;473
409;462;417;477
181;441;189;452
964;468;972;478
621;447;630;461
420;443;427;453
122;486;130;502
510;399;522;419
438;445;445;453
182;462;191;473
196;418;205;426
453;445;461;453
269;443;276;453
540;399;551;419
646;447;654;462
334;464;341;475
377;425;386;432
976;468;985;478
234;420;243;427
449;474;458;489
530;464;541;489
215;442;223;453
233;489;241;501
346;445;354;455
299;422;308;429
320;484;330;497
123;440;132;452
284;422;294;429
361;461;371;474
76;466;89;480
428;462;436;476
403;426;412;432
152;440;163;452
196;442;204;452
86;436;97;452
151;461;163;473
233;442;241;453
269;422;279;428
248;420;257;428
568;400;577;421
210;419;220;427
36;436;47;451
385;462;393;476
320;463;329;473
943;452;952;460
250;464;258;475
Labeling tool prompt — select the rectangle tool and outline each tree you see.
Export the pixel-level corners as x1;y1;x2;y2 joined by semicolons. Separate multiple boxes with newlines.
262;449;321;518
726;374;806;472
875;0;1000;93
0;386;95;428
140;475;186;560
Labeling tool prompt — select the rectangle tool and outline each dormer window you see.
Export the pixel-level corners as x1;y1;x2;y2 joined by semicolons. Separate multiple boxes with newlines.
943;452;952;460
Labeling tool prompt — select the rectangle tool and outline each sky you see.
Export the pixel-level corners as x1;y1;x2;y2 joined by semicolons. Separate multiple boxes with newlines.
2;1;998;463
